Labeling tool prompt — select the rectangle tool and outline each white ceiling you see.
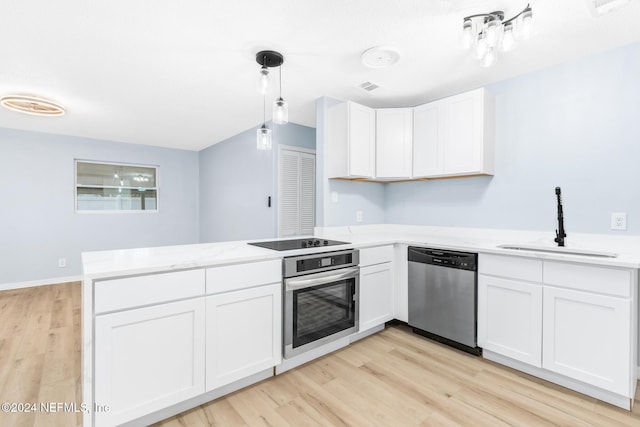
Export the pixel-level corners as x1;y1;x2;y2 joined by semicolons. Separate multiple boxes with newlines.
1;0;639;151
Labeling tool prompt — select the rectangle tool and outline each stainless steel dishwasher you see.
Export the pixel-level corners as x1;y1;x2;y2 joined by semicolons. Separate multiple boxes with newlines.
408;247;481;355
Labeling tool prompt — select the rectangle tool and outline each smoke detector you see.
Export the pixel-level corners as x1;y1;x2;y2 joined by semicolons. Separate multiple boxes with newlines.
361;46;400;68
0;94;65;116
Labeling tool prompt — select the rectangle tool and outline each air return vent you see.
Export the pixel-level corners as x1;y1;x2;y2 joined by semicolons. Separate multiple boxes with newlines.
585;0;631;16
360;81;379;92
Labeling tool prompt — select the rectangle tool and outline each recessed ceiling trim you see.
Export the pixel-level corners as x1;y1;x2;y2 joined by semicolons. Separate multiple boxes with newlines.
0;95;66;116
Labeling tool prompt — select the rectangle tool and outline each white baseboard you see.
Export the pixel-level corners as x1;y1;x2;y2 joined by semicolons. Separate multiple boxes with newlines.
0;275;82;291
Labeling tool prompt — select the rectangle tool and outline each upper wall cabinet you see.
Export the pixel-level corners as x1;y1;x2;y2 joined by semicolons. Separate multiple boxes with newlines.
376;108;413;180
413;88;495;179
327;88;495;182
328;101;376;179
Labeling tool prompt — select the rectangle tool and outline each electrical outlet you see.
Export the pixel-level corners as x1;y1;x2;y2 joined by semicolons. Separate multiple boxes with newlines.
611;212;627;231
58;258;67;268
356;210;363;223
331;191;338;203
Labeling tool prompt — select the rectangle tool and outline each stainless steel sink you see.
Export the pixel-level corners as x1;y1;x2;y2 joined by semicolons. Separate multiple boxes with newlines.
497;244;618;258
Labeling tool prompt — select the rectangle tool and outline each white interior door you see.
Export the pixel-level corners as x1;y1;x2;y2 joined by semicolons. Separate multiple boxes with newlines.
278;145;315;237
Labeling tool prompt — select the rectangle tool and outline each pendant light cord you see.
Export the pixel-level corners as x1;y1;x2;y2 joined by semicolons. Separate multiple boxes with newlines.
279;65;282;99
263;92;266;126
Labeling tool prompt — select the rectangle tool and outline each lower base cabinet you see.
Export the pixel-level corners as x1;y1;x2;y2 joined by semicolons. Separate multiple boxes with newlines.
94;298;206;427
542;286;631;395
478;275;542;367
205;283;282;390
360;262;394;332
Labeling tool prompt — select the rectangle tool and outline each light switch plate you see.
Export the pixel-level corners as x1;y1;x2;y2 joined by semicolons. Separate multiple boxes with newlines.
331;191;338;203
356;210;363;223
611;212;627;230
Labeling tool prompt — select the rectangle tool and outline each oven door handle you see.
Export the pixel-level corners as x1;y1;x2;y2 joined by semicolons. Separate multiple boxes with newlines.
285;267;359;291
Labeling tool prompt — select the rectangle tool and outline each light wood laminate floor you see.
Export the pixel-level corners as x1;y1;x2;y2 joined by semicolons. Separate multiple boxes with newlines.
1;282;639;427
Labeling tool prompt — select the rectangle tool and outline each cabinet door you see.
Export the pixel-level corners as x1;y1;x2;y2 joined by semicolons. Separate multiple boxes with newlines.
360;263;394;332
542;286;631;396
478;275;542;367
94;298;205;427
443;89;483;175
376;108;413;178
206;283;281;390
348;102;376;178
413;100;445;177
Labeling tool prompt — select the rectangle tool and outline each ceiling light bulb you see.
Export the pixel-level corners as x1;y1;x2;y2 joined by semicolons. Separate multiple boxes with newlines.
485;19;499;47
501;22;517;52
257;124;272;150
476;33;488;59
462;19;473;49
257;66;270;94
481;47;497;68
521;7;533;40
272;97;288;125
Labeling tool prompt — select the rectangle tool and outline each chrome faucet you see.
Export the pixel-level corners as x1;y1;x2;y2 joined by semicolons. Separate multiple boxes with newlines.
554;187;567;247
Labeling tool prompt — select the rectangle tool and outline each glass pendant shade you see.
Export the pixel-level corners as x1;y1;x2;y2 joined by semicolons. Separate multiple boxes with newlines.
257;125;272;150
258;66;270;94
461;19;473;49
485;19;499;47
476;33;488;59
272;97;288;125
521;8;533;40
501;22;517;52
480;47;497;68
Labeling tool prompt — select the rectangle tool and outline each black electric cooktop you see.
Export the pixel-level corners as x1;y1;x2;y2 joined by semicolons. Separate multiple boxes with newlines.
248;238;350;251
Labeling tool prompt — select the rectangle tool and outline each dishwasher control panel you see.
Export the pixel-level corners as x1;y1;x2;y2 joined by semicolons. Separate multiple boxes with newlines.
408;247;477;271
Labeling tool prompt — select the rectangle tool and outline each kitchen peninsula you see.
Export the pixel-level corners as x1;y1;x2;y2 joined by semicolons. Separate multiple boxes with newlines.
82;224;640;427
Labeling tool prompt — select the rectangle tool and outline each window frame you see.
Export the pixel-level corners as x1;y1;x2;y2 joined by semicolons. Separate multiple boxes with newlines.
74;159;160;214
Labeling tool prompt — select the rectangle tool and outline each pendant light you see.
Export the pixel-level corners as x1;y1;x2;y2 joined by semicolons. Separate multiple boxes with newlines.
272;64;288;124
257;93;272;150
255;50;285;150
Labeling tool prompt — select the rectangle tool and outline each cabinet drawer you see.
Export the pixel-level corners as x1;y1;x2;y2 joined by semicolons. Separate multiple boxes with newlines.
543;261;631;298
479;254;542;283
94;269;205;314
360;245;394;267
206;260;281;294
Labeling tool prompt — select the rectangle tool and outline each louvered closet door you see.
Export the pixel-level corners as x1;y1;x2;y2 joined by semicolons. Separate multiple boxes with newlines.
279;147;315;237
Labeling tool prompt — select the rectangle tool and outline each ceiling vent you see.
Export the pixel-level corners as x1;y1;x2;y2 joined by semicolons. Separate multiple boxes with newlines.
586;0;631;16
359;81;380;92
0;95;65;116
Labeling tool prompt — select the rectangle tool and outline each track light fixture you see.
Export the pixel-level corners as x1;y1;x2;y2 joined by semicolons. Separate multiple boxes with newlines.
462;4;533;67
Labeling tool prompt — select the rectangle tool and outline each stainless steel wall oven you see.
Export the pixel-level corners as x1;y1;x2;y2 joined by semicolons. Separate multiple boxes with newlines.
283;249;359;358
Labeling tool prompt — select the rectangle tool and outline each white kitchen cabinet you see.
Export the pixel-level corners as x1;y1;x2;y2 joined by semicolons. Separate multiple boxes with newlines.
412;100;444;177
94;298;205;427
413;88;495;178
327;101;376;179
360;262;394;332
478;275;542;367
478;253;637;408
376;108;413;179
205;283;282;391
359;245;394;332
542;286;631;396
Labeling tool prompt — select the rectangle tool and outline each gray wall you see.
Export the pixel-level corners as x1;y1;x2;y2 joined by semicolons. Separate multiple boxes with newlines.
0;128;199;285
199;122;315;243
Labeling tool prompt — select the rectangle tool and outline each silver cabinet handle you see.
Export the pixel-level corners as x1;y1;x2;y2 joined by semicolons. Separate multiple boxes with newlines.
286;267;359;290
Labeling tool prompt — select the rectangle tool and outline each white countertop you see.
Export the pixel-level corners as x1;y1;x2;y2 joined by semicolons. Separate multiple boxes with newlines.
82;224;640;279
